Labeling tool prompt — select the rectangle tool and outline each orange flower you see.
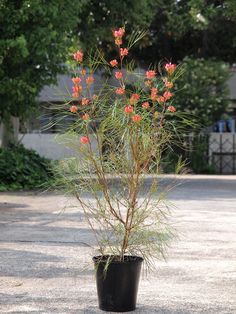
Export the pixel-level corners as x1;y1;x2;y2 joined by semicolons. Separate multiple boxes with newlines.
70;105;78;113
145;80;152;87
163;78;173;89
120;48;128;57
113;27;125;38
115;71;123;79
142;102;150;109
72;85;82;93
157;96;165;103
151;87;158;95
72;77;82;85
167;105;176;112
73;50;83;62
72;92;78;98
81;98;90;106
151;87;158;101
80;136;89;144
115;87;125;95
92;94;98;100
82;113;90;120
130;93;140;104
164;62;176;75
115;38;122;46
146;70;156;80
80;69;86;76
86;76;94;85
110;59;118;67
165;81;173;89
124;105;133;114
163;91;173;101
132;115;142;123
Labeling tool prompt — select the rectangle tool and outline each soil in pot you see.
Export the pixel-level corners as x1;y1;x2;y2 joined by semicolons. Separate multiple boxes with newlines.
93;255;143;312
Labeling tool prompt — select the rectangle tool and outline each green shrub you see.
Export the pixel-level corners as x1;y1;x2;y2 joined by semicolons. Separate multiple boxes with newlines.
0;144;54;191
173;57;230;126
189;136;216;174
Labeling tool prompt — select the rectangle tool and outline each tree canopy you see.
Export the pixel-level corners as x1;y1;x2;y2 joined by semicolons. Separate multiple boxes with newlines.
173;57;230;126
0;0;235;141
77;0;236;64
0;0;86;125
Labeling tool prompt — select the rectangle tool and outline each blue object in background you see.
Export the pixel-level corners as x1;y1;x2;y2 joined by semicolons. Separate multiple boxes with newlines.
217;120;225;133
226;119;235;133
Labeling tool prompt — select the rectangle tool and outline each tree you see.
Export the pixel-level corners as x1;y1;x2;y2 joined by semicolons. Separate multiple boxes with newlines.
140;0;236;64
78;1;236;64
173;57;230;126
0;0;159;147
0;0;87;146
75;0;157;59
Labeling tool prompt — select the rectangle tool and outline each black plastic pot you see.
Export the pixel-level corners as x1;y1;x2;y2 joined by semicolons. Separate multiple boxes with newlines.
93;255;143;312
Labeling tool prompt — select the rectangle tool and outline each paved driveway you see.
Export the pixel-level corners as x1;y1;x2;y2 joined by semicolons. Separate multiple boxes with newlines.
0;175;236;313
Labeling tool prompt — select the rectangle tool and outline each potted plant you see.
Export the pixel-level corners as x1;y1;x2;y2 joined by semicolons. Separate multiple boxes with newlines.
54;27;187;312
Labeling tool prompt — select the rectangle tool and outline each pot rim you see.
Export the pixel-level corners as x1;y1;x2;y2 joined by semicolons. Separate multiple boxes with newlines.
93;255;144;264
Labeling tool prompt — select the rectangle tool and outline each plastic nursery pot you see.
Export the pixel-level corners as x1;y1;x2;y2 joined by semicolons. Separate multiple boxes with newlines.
93;255;143;312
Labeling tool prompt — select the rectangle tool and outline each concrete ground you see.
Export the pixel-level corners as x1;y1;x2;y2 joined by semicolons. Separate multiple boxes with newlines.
0;175;236;314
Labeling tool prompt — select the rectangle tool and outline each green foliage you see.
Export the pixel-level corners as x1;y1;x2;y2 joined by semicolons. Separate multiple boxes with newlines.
74;1;236;64
0;144;54;191
0;0;87;124
51;30;194;267
139;0;236;64
75;0;233;64
76;0;156;54
173;57;230;126
189;136;216;174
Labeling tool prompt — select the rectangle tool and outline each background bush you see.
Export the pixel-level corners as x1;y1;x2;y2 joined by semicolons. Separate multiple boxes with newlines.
0;144;54;191
173;57;230;126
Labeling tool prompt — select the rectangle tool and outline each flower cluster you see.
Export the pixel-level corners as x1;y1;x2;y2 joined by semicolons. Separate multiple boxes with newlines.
112;27;125;46
70;27;178;144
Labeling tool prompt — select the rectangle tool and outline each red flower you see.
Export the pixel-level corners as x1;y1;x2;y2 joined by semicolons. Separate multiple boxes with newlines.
167;105;176;112
142;102;150;109
70;105;78;113
146;70;156;80
81;98;90;106
115;87;125;95
110;59;118;67
115;71;123;79
164;63;176;75
73;50;83;62
163;91;173;101
80;136;89;144
86;76;94;85
120;48;128;57
72;77;81;85
124;105;133;114
82;113;90;120
132;115;142;123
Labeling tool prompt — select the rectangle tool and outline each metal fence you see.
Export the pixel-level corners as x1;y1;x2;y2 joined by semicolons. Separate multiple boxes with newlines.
184;133;236;174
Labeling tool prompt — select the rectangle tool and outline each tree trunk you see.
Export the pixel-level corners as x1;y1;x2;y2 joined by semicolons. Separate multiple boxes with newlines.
0;117;19;148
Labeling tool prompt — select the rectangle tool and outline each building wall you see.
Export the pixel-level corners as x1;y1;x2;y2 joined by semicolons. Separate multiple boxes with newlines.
19;133;98;160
